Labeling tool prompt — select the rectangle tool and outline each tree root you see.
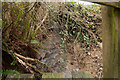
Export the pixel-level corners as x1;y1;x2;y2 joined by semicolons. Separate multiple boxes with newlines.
13;52;53;76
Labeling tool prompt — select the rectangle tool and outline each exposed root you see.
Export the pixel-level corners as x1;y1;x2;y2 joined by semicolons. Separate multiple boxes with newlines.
13;52;53;76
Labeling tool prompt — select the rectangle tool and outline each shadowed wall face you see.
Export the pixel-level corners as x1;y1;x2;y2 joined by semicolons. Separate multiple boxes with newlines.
102;3;120;78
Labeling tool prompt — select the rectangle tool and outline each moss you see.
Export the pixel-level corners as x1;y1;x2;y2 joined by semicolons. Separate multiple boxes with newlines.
111;8;119;78
42;73;65;78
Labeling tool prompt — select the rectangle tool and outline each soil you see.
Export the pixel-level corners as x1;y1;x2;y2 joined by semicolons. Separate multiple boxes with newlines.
38;29;103;78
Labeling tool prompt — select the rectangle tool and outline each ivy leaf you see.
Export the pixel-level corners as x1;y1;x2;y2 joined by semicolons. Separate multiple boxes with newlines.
10;50;13;53
31;40;40;44
99;34;101;37
10;61;15;66
92;26;95;29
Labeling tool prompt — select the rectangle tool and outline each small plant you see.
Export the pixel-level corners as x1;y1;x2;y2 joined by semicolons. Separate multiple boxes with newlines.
2;69;20;80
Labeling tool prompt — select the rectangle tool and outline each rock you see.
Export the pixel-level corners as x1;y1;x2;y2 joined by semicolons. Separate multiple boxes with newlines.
42;73;65;78
6;74;35;79
72;71;94;78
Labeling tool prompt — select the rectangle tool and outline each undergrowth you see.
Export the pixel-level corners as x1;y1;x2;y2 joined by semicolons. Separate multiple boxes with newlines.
2;2;102;78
